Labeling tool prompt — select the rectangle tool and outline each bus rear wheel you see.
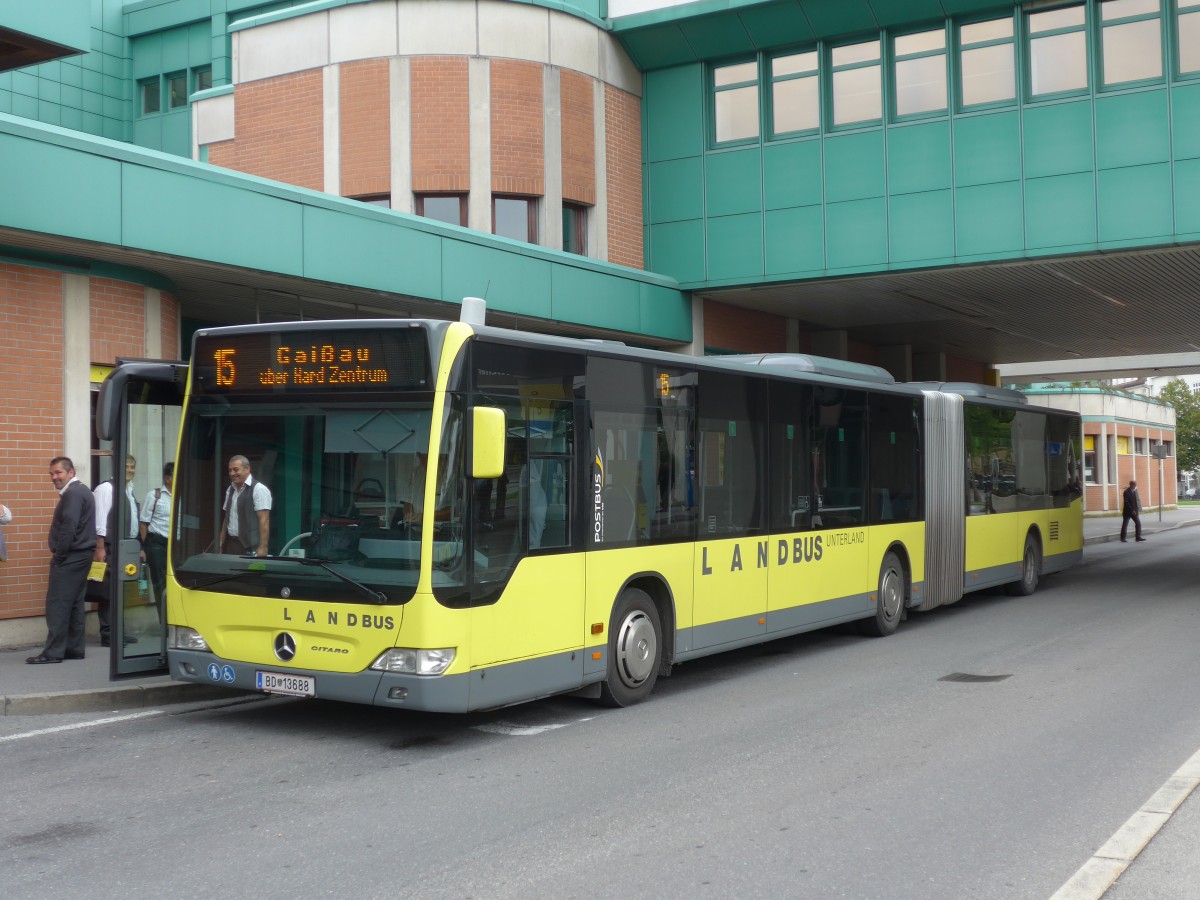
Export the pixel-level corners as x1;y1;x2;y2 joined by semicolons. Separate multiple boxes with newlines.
598;588;662;707
1006;534;1041;596
858;551;905;637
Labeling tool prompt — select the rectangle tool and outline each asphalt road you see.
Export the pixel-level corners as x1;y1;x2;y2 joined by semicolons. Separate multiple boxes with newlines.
4;531;1199;899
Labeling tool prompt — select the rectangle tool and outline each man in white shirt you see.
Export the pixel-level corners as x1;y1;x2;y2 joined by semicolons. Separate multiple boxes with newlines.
140;462;173;610
93;455;138;647
220;455;272;557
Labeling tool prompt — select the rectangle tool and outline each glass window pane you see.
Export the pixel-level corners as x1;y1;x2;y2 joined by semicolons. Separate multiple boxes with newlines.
562;204;586;255
715;84;759;141
195;68;212;92
962;42;1016;105
168;73;188;108
773;51;817;78
714;62;757;87
422;195;463;225
1030;31;1088;94
1103;18;1163;82
833;64;881;124
494;197;532;241
1182;0;1200;8
142;80;160;115
1183;12;1200;74
833;40;880;67
896;54;946;115
895;29;945;57
772;75;819;133
1029;6;1085;33
961;17;1013;44
1101;0;1159;20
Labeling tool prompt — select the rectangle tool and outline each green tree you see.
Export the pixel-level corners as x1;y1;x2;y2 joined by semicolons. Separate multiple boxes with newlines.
1158;379;1200;474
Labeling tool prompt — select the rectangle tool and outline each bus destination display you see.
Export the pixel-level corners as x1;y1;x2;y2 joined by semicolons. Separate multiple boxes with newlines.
193;329;431;394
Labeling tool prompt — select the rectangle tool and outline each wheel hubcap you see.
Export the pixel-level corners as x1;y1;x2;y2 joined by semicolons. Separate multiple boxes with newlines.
880;567;903;621
615;611;657;687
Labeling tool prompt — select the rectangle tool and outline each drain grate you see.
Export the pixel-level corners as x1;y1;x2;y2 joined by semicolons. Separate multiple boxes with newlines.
938;672;1012;683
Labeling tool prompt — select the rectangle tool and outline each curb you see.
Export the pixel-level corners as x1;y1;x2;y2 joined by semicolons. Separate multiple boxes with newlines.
2;682;249;717
1084;517;1200;546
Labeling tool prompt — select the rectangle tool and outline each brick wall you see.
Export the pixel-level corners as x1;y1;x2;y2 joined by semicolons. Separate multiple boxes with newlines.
162;291;180;358
604;84;643;269
208;69;324;191
947;355;988;383
90;279;145;365
491;59;545;197
702;299;787;353
411;56;470;193
560;69;595;206
0;263;65;620
340;58;391;198
848;340;878;366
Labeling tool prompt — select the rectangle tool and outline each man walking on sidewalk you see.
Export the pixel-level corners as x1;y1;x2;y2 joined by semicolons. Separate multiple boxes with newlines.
28;457;97;664
1121;479;1146;543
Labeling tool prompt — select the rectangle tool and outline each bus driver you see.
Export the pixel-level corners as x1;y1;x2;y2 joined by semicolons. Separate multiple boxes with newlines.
220;455;272;557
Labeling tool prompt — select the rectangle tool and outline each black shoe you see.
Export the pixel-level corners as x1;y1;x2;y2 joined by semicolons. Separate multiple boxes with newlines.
64;652;85;660
26;654;63;664
1136;537;1147;542
100;637;111;647
123;634;137;645
1120;539;1127;542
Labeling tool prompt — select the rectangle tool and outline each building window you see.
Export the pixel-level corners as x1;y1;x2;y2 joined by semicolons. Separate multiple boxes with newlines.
1183;0;1200;74
1084;436;1097;484
141;78;161;115
416;194;466;225
713;61;759;144
493;196;537;243
195;66;212;93
1101;0;1163;85
960;17;1016;107
770;51;819;136
894;28;947;117
831;39;881;126
1028;5;1088;97
352;194;391;208
1135;436;1148;454
1160;440;1173;456
562;203;587;256
166;71;188;109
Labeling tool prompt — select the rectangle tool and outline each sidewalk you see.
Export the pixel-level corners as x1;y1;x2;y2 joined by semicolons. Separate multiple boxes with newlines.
5;506;1200;718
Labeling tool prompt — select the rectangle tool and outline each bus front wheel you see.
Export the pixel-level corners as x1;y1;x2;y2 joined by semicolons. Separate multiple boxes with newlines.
1006;534;1041;596
858;551;905;637
598;588;662;707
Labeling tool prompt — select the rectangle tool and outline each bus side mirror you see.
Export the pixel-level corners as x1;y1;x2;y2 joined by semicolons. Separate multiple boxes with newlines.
471;407;506;479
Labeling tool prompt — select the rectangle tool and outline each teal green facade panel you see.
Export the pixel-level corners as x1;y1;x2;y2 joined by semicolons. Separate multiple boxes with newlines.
162;27;191;72
0;0;90;53
954;112;1020;187
706;212;764;280
0;132;122;244
763;140;822;210
1025;173;1096;250
955;181;1023;257
870;0;946;28
645;65;704;163
121;165;304;275
650;219;706;283
824;131;885;202
442;240;552;317
161;108;191;156
1023;101;1094;179
764;205;824;275
639;282;692;342
801;0;877;39
648;156;704;224
132;114;161;149
826;198;887;270
679;14;755;59
132;33;162;79
1095;90;1169;170
889;190;953;263
1097;163;1173;244
887;121;951;195
1176;158;1200;236
552;264;642;331
302;207;444;300
705;148;762;218
738;6;816;50
1172;83;1200;161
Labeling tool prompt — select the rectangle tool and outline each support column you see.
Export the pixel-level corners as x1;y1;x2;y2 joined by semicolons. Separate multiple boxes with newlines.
324;64;340;195
144;288;162;359
542;66;562;251
811;330;848;360
468;57;492;234
786;319;800;354
913;351;946;382
389;57;413;214
681;295;704;357
63;274;92;484
1098;422;1109;511
592;79;607;262
878;345;913;382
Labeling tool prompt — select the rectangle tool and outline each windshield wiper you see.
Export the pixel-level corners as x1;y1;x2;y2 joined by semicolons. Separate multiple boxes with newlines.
268;556;388;604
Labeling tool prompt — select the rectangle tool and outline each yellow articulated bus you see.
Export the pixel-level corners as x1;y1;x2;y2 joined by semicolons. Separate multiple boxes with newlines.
97;301;1082;709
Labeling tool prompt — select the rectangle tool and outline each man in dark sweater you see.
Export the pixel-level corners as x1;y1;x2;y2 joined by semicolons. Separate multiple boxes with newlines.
28;457;97;663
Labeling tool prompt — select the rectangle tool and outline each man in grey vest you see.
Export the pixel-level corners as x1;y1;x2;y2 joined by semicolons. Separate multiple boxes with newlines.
219;455;272;557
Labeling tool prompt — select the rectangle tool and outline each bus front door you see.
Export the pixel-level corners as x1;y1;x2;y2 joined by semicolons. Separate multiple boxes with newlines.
96;361;187;679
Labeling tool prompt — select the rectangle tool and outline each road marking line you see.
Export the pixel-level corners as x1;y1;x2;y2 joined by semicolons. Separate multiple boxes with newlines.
1050;745;1200;899
0;709;163;743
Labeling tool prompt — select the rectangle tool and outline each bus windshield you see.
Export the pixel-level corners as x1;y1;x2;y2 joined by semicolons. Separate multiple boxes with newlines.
171;394;458;604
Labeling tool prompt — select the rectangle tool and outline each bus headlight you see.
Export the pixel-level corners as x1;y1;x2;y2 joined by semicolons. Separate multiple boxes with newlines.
169;625;210;652
370;648;456;676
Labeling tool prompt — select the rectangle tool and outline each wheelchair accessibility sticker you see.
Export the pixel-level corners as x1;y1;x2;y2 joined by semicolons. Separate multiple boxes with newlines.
222;665;235;684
